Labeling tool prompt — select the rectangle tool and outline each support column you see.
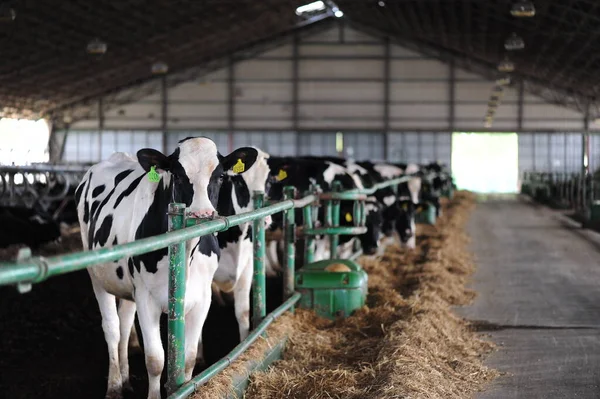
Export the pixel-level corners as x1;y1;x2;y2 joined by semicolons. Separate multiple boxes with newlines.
517;80;524;131
227;56;235;153
161;75;168;153
292;33;300;155
98;97;104;162
383;37;391;160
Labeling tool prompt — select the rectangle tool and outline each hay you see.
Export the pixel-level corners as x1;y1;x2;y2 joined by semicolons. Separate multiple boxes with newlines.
242;191;498;399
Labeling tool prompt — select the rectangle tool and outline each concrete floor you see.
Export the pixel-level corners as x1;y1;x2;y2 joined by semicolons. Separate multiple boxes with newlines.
458;197;600;399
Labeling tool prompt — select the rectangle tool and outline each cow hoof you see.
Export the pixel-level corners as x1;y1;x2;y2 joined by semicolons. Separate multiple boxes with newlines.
123;380;134;393
105;388;123;399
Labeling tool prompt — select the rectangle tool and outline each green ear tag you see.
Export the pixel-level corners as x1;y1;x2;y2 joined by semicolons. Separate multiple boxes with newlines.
148;165;160;183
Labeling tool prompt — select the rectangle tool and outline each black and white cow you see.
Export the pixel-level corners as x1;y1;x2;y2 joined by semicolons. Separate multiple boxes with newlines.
0;205;62;249
211;147;272;344
264;156;369;273
76;137;258;399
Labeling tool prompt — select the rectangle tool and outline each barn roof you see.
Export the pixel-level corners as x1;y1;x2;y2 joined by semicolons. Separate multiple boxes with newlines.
1;0;598;124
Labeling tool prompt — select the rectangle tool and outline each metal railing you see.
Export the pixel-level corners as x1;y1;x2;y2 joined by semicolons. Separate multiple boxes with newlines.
521;170;600;222
0;175;417;398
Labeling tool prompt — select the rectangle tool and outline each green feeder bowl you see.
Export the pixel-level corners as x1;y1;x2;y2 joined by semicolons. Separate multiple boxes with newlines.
296;259;368;320
415;202;436;225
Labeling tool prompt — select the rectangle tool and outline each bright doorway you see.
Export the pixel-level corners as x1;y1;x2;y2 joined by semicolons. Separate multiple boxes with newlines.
451;132;519;193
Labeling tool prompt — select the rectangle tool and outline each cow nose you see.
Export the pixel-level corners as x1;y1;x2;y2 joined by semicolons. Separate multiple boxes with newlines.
188;210;216;219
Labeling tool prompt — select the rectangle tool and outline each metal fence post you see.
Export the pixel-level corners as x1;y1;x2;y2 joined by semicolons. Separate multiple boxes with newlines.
330;181;341;259
167;202;186;395
283;186;296;307
252;191;266;329
303;195;315;265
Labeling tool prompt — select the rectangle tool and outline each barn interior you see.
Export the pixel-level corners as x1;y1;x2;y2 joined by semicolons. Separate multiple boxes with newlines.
1;1;600;398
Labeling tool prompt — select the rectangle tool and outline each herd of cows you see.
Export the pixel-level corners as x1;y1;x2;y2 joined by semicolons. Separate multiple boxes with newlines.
1;136;453;399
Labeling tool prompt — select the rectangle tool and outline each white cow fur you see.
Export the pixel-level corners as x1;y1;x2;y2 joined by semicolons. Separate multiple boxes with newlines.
78;138;228;399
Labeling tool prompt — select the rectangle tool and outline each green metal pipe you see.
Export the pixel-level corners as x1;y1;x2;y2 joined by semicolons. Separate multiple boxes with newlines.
329;181;342;259
0;199;298;287
304;226;368;236
166;203;187;395
166;292;302;399
319;192;368;201
252;191;266;329
303;189;315;265
283;187;296;304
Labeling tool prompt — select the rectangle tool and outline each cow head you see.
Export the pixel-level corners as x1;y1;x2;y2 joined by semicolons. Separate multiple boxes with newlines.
393;199;428;243
361;199;384;255
137;137;258;218
217;146;272;225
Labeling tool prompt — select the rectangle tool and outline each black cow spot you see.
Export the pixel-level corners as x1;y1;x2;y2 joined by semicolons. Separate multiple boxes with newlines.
90;200;100;218
114;173;145;209
92;185;106;198
116;266;124;279
114;169;134;187
82;172;93;223
127;258;135;276
192;236;221;261
112;236;118;246
74;181;85;206
132;175;172;274
94;215;113;248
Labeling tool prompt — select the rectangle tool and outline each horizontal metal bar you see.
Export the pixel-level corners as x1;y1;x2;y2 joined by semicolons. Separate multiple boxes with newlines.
304;226;368;236
167;292;302;399
0;199;304;286
0;165;90;173
319;193;368;201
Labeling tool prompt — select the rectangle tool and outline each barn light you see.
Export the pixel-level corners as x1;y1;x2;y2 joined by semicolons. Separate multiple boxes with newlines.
378;1;385;6
336;132;344;152
87;38;107;55
333;8;344;17
295;1;326;15
63;114;73;124
498;58;515;72
505;33;525;50
484;120;492;128
511;1;535;17
0;4;16;22
496;76;511;86
151;62;169;75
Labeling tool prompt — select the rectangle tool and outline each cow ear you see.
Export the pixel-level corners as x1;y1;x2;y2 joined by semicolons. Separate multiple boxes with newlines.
221;147;259;174
137;149;171;172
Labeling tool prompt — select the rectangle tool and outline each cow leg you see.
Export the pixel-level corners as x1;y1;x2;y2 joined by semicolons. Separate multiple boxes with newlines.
129;323;142;353
117;299;137;392
233;261;253;341
90;279;123;399
135;293;164;399
188;283;212;379
405;218;417;249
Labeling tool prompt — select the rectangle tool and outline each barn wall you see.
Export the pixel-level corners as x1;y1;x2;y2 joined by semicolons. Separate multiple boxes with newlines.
64;23;596;170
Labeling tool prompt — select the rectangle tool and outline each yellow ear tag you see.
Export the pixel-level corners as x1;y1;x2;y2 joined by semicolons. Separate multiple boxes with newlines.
345;213;353;222
148;165;160;183
276;169;288;181
232;159;245;174
402;203;408;211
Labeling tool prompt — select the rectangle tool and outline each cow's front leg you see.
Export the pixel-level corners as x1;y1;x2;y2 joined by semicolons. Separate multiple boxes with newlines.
135;292;164;399
233;261;253;341
187;281;213;380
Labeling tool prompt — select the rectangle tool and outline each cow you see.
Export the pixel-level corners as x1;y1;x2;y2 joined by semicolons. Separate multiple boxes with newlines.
211;147;272;344
76;136;258;399
263;156;370;273
0;205;63;249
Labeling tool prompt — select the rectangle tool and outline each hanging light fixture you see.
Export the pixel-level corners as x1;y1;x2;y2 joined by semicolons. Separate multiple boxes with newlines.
151;61;169;75
511;1;535;17
0;4;16;22
496;76;511;86
498;58;515;72
484;120;492;128
505;33;525;50
87;38;107;55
